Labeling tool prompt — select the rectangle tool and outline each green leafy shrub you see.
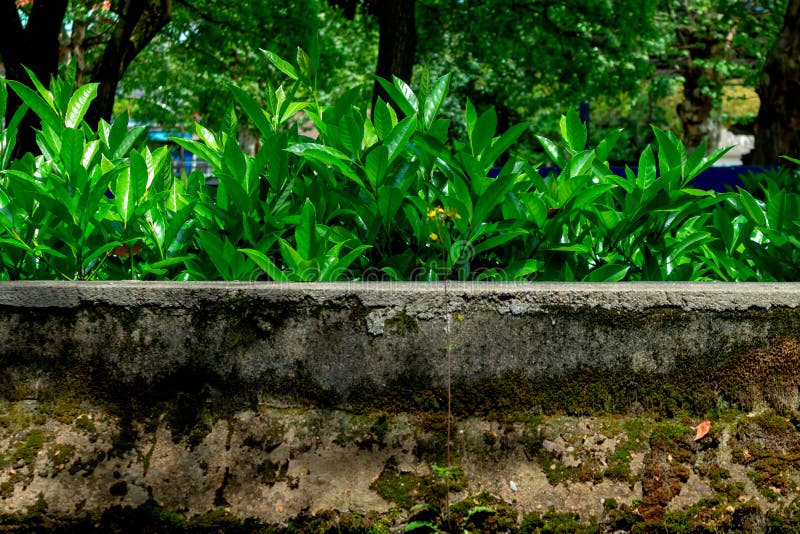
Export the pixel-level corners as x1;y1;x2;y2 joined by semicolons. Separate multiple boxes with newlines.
0;64;197;280
1;49;798;282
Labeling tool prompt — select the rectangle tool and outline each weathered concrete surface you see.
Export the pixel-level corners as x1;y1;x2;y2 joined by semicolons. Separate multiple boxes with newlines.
1;282;800;405
1;282;800;531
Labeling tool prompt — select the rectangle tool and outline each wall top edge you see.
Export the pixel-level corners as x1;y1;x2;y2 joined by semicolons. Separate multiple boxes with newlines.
1;281;800;311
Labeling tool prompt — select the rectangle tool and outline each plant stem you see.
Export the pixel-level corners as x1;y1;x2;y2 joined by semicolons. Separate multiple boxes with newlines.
438;217;452;528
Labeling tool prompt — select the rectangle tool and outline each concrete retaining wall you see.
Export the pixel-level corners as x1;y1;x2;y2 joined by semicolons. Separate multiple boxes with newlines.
1;282;800;531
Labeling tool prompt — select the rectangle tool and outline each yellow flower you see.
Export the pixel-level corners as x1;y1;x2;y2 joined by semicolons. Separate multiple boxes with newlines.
429;232;439;241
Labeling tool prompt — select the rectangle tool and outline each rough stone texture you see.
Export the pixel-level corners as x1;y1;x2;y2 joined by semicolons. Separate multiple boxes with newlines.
1;282;800;530
1;282;800;403
2;401;800;531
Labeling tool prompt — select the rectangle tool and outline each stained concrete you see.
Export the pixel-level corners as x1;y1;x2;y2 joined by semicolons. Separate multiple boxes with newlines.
1;282;800;530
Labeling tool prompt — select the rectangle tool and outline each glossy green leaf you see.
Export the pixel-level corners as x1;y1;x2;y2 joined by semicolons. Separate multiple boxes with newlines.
112;124;146;160
422;73;450;129
262;49;299;80
393;76;419;114
471;107;497;156
473;172;517;226
296;198;316;260
560;109;587;152
230;85;273;138
240;248;288;281
22;66;54;108
384;116;417;165
481;123;529;168
471;229;527;256
64;83;98;128
738;188;767;227
321;244;370;281
595;129;623;163
373;98;394;140
114;167;135;227
376;77;416;117
6;80;60;129
377;186;404;222
585;263;628;282
637;146;656;190
366;146;389;188
60;128;84;178
536;135;565;167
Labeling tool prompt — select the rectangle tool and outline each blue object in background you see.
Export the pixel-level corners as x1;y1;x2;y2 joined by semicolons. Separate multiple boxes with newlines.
526;165;779;192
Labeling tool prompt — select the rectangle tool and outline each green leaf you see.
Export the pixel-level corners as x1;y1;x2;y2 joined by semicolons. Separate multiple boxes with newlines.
197;231;231;280
339;113;364;156
366;146;389;188
473;172;517;227
112;124;146;160
172;138;220;171
713;207;734;253
376;77;416;117
240;248;288;281
279;100;310;124
377;186;404;222
383;116;417;165
536;135;566;167
738;188;767;227
637;146;656;190
262;49;299;80
296;47;313;80
64;83;98;128
195;123;220;152
60;127;84;178
223;136;247;182
130;150;148;199
481;123;529;168
321;244;370;281
373;98;393;140
766;190;788;231
471;106;497;156
585;263;628;282
278;238;311;277
393;76;419;114
422;73;450;129
0;80;6;120
471;229;527;256
22;65;54;108
286;144;365;189
595;128;623;163
465;100;477;140
230;85;273;138
82;242;123;270
669;232;714;263
114;167;135;227
6;80;60;129
459;151;489;194
568;151;595;178
296;198;316;260
561;109;587;152
0;188;13;228
652;128;684;177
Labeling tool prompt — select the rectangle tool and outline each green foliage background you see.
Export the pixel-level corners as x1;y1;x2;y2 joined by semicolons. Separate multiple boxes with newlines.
2;56;799;282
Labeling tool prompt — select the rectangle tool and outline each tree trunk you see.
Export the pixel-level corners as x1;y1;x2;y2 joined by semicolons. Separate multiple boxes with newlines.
372;0;417;110
752;0;800;165
0;0;68;157
86;0;172;127
676;63;721;153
